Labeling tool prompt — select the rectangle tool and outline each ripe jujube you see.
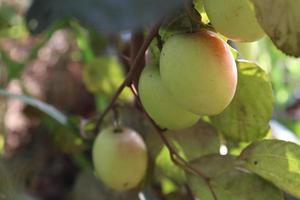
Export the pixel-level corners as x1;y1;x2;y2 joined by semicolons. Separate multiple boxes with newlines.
160;30;237;116
92;126;148;191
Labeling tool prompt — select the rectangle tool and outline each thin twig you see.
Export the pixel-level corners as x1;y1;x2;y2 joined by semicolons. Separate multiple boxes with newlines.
131;32;145;87
129;84;217;200
185;184;195;200
93;22;161;134
146;112;217;200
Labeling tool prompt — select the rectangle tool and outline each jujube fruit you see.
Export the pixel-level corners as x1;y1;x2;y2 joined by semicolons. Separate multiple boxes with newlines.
138;65;200;130
160;30;237;116
203;0;264;42
92;126;148;191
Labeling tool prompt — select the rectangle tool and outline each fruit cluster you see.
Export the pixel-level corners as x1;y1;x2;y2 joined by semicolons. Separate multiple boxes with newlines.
139;30;238;130
91;0;266;192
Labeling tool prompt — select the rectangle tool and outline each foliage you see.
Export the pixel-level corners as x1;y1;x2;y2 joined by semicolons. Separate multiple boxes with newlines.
0;0;300;199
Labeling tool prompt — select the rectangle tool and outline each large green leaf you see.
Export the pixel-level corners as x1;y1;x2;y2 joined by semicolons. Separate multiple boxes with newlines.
0;89;67;125
211;61;273;142
155;145;186;184
26;0;182;34
187;155;284;200
155;120;220;184
166;120;220;161
251;0;300;57
239;139;300;198
71;171;140;200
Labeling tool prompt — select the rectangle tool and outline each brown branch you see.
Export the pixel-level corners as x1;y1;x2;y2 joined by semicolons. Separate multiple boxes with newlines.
93;22;161;134
131;32;145;86
129;85;217;200
185;184;195;200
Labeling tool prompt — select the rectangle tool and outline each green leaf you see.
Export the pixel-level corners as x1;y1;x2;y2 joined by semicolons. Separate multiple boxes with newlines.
26;0;182;34
155;145;186;184
189;154;237;178
166;120;220;161
251;0;300;57
0;4;15;30
212;171;283;200
193;0;204;13
71;171;140;200
155;120;220;185
211;60;273;142
188;155;284;200
0;89;68;125
239;139;300;198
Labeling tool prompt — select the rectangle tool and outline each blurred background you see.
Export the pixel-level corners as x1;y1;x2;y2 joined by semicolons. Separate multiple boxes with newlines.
0;0;299;199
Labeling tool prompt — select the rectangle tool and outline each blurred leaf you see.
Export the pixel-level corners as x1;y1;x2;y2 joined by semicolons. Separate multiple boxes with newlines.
0;89;68;125
0;161;14;200
15;193;39;200
0;20;62;81
188;155;283;200
234;41;259;61
193;0;204;13
251;0;300;57
189;155;237;178
166;120;220;161
71;21;96;62
53;125;88;154
155;145;186;184
0;49;24;80
211;61;273;142
0;4;15;30
83;56;133;101
26;0;182;34
239;139;300;198
71;170;140;200
155;120;220;185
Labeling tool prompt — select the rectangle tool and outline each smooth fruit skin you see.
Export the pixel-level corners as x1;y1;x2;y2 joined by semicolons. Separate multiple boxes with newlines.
160;30;237;116
92;126;148;191
139;65;199;130
203;0;264;42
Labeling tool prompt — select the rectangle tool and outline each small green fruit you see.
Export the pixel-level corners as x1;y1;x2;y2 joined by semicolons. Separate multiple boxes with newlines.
139;65;199;130
160;30;237;116
92;126;148;191
203;0;264;42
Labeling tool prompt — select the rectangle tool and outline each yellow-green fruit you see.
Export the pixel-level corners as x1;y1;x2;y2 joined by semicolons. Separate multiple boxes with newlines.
92;126;148;191
160;30;237;116
139;65;199;130
203;0;264;42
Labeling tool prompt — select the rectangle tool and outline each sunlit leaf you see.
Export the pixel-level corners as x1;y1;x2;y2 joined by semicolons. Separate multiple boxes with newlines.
239;139;300;198
188;155;283;200
211;61;273;142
